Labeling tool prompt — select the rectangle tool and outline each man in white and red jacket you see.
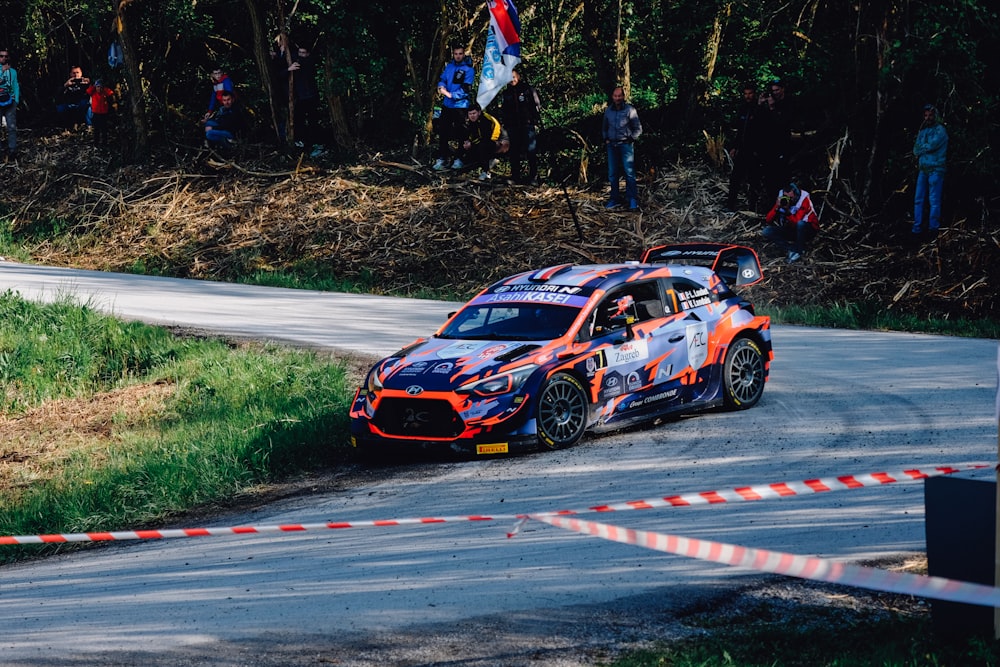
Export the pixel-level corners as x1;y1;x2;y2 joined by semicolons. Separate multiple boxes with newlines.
762;183;819;263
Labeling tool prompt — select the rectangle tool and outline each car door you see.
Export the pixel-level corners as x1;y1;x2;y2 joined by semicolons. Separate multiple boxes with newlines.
657;276;718;400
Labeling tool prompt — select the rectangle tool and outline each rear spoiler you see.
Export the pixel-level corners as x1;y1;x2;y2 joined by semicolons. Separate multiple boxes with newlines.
640;243;764;287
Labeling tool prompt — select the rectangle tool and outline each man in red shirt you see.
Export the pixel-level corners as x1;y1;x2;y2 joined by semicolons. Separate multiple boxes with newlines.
762;183;819;263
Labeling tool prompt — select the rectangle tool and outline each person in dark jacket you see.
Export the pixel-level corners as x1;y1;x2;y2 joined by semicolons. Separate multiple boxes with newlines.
726;83;764;211
204;90;247;150
601;86;643;210
56;65;91;129
457;103;509;180
501;69;542;184
433;44;476;170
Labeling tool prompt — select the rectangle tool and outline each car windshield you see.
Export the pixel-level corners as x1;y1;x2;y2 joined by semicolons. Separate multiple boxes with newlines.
438;304;581;341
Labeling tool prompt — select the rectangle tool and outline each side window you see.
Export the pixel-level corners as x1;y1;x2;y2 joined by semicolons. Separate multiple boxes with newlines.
669;278;715;312
591;282;663;337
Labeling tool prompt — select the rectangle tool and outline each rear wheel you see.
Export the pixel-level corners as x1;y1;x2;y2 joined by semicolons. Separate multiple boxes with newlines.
536;372;588;449
722;338;765;409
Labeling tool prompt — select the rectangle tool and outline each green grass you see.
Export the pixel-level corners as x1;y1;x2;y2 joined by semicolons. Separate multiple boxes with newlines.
0;291;352;564
762;302;1000;339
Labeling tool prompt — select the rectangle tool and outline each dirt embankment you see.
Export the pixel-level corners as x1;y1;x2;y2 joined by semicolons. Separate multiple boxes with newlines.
6;128;997;322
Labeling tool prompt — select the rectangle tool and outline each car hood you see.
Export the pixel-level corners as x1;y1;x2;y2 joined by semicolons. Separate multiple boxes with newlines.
378;338;546;391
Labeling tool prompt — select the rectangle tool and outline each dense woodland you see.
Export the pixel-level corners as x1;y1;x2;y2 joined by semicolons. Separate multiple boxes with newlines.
4;1;999;223
2;1;998;300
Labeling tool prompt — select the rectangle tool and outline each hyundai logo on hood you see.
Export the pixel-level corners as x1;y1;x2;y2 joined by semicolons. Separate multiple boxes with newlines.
405;385;424;395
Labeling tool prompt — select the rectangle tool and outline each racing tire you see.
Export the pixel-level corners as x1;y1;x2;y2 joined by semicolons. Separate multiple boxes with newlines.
722;337;765;410
536;372;589;449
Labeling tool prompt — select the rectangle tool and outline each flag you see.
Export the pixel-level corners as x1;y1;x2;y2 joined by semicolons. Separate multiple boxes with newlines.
477;0;521;109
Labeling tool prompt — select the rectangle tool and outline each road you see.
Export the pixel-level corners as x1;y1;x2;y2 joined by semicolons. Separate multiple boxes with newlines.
0;260;996;666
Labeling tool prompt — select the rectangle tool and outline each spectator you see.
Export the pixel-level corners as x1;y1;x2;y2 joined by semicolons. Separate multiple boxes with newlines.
726;83;764;211
281;44;325;157
762;183;819;263
433;44;476;171
457;102;509;180
204;89;247;150
759;79;793;204
602;86;642;210
0;48;21;160
86;79;115;147
501;69;542;185
911;103;948;242
56;66;91;129
202;67;234;123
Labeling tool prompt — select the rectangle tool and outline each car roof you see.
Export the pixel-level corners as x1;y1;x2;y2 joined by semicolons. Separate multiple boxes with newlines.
488;262;718;293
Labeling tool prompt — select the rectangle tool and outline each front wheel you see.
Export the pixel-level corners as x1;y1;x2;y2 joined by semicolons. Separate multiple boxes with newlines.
722;338;765;410
536;372;589;449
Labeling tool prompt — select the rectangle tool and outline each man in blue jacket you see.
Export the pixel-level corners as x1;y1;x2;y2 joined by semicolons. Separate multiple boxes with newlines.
433;44;476;170
602;86;643;210
912;104;948;241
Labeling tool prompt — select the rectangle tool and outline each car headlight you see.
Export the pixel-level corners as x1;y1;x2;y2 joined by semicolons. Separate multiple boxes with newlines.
456;364;538;397
365;358;400;394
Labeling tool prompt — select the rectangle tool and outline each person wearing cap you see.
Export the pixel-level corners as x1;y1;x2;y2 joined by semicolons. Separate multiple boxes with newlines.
912;103;948;241
86;79;116;146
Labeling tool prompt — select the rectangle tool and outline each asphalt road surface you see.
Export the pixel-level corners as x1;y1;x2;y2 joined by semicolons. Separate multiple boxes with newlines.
0;260;996;666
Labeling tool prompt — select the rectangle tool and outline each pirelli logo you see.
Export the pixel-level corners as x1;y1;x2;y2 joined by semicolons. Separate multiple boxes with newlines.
476;443;510;455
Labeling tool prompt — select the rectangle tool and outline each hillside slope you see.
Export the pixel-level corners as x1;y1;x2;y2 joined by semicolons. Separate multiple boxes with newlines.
5;129;997;323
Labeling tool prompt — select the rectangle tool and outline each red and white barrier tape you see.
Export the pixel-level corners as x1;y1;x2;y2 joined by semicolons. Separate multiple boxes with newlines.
529;514;1000;608
0;515;501;545
0;463;990;545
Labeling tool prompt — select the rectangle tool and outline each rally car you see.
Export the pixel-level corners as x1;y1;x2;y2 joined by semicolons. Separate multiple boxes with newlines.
350;243;772;456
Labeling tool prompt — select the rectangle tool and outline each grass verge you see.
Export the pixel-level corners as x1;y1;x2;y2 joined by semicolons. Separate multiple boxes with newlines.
0;290;352;565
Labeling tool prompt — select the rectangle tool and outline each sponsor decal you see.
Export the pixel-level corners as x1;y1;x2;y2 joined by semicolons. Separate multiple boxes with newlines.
476;443;510;455
655;363;673;382
583;352;607;377
686;321;709;369
462;399;498;420
626;371;642;391
438;342;485;359
398;360;429;376
609;338;649;366
432;362;454;374
479;344;512;359
476;291;588;306
602;371;623;399
493;284;583;294
626;388;678;410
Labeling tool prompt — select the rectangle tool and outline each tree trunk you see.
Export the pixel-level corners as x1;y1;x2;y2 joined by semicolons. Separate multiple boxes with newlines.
583;0;617;95
245;0;282;143
323;54;353;151
116;0;149;162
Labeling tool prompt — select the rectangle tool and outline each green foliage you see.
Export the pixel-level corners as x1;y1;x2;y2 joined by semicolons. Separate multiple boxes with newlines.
1;0;996;234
